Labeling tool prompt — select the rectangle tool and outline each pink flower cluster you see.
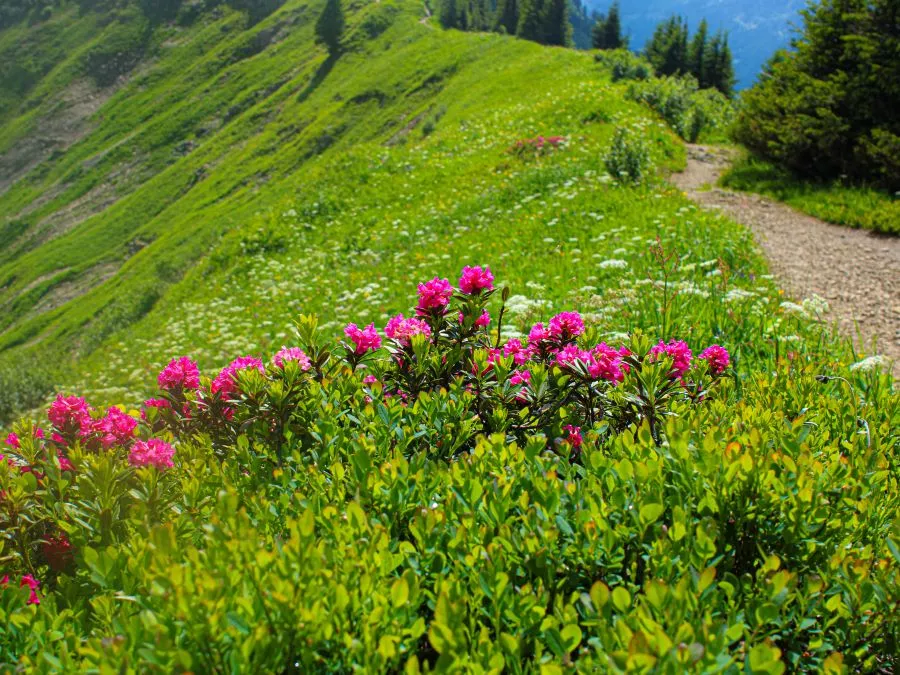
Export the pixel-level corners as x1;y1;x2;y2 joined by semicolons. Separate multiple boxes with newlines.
459;266;494;295
512;136;566;154
386;314;432;346
555;342;629;383
650;340;693;378
548;311;585;341
211;356;265;397
157;357;200;391
699;344;730;375
92;407;138;449
563;425;583;449
1;574;40;605
416;277;454;314
272;346;311;371
129;439;175;470
344;323;382;355
48;395;92;433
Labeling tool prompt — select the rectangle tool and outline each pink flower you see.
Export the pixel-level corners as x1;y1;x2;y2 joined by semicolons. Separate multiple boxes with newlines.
699;344;730;375
272;347;311;371
92;407;137;449
650;340;693;378
503;339;532;365
458;265;494;294
129;439;175;470
548;312;585;341
158;357;200;391
587;348;625;384
20;574;40;605
344;323;382;355
555;343;590;369
143;398;171;410
528;322;552;345
5;433;19;449
416;277;454;314
48;395;91;432
57;453;75;472
563;425;583;449
385;314;432;347
475;309;491;328
211;356;265;397
34;428;44;440
362;375;378;385
510;369;531;386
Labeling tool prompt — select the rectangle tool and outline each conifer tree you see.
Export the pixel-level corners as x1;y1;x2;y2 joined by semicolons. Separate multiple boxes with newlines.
439;0;458;28
542;0;571;46
688;18;709;87
645;16;689;76
706;31;735;97
315;0;344;53
494;0;518;35
603;1;624;49
516;0;544;43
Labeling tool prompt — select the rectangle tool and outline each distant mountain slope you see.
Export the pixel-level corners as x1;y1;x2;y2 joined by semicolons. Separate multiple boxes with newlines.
0;0;688;421
585;0;804;87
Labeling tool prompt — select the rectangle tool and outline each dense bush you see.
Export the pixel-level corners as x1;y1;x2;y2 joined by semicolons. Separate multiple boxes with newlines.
2;267;898;671
603;126;652;184
627;75;734;143
594;49;651;83
734;0;900;191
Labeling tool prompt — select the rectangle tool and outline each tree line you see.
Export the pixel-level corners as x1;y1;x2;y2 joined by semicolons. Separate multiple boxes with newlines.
592;2;734;97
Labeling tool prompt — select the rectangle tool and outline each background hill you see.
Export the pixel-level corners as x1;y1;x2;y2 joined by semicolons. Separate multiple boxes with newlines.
0;0;691;422
584;0;805;88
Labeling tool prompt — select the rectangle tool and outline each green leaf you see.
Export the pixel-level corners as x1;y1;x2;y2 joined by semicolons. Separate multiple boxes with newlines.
612;586;631;612
391;578;409;608
639;503;664;525
560;624;582;652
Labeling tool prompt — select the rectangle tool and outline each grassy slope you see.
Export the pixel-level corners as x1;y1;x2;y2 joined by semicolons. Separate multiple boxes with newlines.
0;0;887;423
720;155;900;235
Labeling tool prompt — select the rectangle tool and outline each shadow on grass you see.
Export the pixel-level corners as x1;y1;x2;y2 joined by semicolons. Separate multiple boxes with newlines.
297;52;340;105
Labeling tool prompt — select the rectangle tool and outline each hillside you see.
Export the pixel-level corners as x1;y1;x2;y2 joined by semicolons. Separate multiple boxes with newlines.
0;0;898;671
584;0;803;88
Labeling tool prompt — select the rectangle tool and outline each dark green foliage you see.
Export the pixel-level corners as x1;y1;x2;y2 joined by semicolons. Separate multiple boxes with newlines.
315;0;344;52
541;0;570;46
595;48;651;82
493;0;518;34
591;0;625;50
645;15;688;77
645;15;733;97
567;0;592;48
627;75;735;143
735;0;900;191
515;0;544;42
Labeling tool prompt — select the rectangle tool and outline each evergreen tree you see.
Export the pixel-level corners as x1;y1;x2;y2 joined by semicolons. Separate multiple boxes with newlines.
315;0;344;53
516;0;544;43
706;31;735;97
591;10;608;49
439;0;458;28
542;0;571;46
645;16;689;77
603;1;625;49
591;1;625;50
688;18;709;87
494;0;518;33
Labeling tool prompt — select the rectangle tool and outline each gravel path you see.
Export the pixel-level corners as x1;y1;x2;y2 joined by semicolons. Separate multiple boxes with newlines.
671;144;899;377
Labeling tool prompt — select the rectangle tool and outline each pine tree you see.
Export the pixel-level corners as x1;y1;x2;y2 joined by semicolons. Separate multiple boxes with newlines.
494;0;518;34
591;11;608;49
516;0;544;43
603;1;625;50
439;0;458;28
542;0;571;46
645;16;688;77
703;31;734;97
315;0;344;53
688;18;709;87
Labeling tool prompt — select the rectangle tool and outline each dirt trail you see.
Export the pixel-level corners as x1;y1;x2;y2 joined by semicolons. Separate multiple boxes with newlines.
671;144;900;377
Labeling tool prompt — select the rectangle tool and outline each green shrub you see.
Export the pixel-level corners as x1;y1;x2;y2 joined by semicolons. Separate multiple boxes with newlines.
627;75;734;143
604;126;652;184
733;0;900;191
595;49;651;82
